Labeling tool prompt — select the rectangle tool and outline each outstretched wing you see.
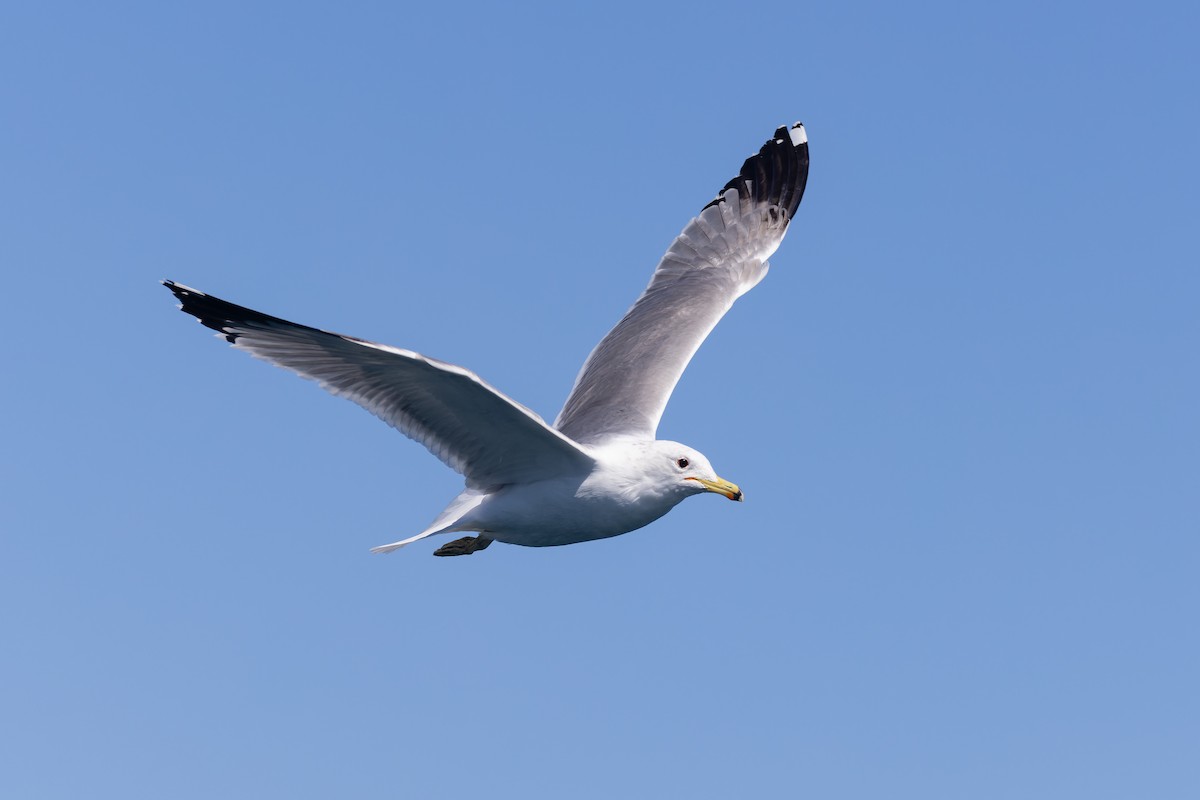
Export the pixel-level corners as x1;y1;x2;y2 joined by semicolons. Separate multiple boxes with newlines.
554;123;810;444
165;281;594;489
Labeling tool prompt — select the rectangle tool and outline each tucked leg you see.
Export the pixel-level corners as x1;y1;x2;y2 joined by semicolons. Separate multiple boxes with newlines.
433;535;494;557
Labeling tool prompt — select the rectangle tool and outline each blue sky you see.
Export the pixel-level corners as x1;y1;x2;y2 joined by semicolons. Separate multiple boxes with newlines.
3;1;1197;797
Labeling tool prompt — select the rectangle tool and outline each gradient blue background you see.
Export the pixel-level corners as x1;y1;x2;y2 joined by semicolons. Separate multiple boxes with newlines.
3;1;1197;797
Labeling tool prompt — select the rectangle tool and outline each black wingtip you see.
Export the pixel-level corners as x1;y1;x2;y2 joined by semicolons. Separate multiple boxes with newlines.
162;279;205;307
162;280;306;345
703;122;809;220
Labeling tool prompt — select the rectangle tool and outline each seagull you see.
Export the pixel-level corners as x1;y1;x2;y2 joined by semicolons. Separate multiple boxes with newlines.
165;122;809;557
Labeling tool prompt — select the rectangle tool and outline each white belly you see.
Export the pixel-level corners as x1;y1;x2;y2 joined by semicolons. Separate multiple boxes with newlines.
461;475;683;548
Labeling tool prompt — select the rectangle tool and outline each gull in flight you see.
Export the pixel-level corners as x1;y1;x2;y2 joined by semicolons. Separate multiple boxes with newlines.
165;122;809;556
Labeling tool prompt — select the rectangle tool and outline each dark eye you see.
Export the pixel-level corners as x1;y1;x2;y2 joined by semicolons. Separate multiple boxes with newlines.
676;457;689;469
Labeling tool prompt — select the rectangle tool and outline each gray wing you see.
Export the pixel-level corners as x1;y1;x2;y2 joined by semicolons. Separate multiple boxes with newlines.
165;282;594;489
554;123;810;444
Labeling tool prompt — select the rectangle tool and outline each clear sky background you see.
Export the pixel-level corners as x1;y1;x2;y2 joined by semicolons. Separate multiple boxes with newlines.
3;1;1197;797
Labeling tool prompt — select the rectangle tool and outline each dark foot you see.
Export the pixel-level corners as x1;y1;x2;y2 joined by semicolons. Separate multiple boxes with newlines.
433;535;494;557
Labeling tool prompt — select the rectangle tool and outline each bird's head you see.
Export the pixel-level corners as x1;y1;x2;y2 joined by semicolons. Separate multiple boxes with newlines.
653;440;743;502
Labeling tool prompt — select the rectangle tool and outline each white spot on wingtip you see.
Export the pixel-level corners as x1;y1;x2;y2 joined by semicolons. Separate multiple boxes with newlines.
166;280;204;296
789;124;807;146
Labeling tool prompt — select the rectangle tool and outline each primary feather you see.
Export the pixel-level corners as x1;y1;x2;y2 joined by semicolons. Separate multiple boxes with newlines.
554;123;808;443
163;281;594;490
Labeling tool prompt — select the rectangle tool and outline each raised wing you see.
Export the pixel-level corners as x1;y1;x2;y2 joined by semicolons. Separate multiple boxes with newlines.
164;281;594;489
554;123;809;444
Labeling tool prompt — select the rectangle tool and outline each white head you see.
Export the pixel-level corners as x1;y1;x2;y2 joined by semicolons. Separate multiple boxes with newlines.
579;439;743;531
641;439;743;502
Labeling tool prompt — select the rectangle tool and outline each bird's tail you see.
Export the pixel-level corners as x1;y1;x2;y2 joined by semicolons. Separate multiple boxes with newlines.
370;531;437;554
370;489;486;554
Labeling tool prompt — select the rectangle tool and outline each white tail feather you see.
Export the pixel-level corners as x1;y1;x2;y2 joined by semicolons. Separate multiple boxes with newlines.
370;530;438;554
369;489;487;554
